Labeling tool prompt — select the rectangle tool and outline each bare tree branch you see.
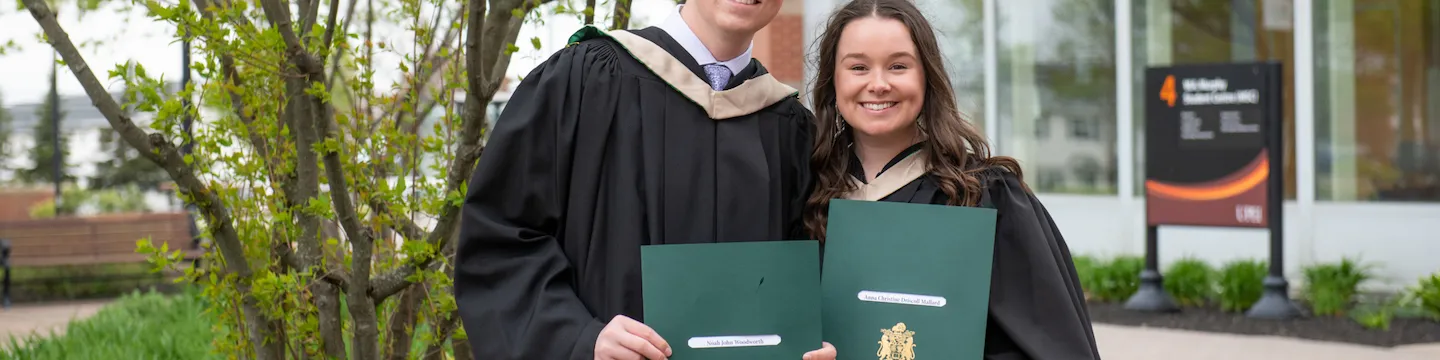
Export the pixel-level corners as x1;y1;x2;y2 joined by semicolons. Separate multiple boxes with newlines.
367;0;549;302
375;7;465;136
486;5;531;84
326;0;361;89
195;0;275;164
320;0;343;56
301;0;324;41
283;250;352;292
368;197;425;242
261;0;326;76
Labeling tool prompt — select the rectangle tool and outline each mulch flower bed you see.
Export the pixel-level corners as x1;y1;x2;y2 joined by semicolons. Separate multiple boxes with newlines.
1086;300;1440;347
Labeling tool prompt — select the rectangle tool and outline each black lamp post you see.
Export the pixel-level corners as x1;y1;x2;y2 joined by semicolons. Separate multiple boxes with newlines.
181;28;192;156
50;50;61;216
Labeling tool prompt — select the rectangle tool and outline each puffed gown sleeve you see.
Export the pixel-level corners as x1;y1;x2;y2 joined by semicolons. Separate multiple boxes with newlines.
982;168;1102;360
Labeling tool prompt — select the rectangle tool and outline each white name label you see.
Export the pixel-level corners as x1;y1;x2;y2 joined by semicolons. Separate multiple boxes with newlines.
857;290;947;307
687;335;782;348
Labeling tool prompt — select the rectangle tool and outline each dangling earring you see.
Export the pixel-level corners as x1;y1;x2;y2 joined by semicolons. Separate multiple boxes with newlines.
916;113;928;138
833;112;846;140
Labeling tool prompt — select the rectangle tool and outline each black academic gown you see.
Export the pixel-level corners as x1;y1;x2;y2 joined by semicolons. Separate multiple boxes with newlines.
846;144;1101;360
453;26;814;360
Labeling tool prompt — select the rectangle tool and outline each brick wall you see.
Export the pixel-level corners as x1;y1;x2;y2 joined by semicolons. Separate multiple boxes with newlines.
753;10;807;90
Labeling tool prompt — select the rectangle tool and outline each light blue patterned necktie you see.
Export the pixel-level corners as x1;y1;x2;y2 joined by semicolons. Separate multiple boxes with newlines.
703;63;732;91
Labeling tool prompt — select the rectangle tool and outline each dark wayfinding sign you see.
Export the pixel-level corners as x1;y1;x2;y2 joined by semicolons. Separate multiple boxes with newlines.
1129;62;1298;319
1144;62;1280;228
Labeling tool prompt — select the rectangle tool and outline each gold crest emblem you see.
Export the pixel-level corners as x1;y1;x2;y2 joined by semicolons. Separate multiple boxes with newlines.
877;322;916;360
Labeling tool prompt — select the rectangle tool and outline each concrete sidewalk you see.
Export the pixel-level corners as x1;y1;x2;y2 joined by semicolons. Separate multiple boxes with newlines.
1096;323;1440;360
0;300;110;347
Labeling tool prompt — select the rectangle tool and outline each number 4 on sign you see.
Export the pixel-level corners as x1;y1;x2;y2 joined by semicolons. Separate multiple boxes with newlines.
1159;75;1177;107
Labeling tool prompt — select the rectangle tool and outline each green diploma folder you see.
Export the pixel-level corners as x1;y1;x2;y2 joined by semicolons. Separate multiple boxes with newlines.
641;240;822;359
822;199;998;359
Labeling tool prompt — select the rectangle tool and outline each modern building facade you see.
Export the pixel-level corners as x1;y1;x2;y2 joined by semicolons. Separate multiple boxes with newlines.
789;0;1439;290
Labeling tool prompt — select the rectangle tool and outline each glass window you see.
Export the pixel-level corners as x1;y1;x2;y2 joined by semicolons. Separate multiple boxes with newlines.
998;0;1119;195
919;0;986;134
1315;0;1440;202
1130;0;1298;199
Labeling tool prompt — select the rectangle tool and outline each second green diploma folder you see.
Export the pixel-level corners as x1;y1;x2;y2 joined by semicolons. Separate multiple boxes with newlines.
822;199;998;359
640;240;822;359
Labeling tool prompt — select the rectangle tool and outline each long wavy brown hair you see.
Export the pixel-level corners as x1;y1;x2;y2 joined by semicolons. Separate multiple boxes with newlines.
804;0;1024;241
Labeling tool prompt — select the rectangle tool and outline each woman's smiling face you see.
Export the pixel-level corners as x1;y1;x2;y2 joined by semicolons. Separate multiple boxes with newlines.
832;15;925;140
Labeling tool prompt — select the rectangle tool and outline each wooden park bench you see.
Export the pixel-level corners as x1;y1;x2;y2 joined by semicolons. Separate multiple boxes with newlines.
0;211;205;308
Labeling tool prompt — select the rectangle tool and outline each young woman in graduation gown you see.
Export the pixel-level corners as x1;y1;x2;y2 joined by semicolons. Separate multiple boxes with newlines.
804;1;1101;359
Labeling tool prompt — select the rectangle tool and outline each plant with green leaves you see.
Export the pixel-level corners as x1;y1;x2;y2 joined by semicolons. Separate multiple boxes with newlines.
1216;259;1266;312
1;289;219;360
1406;271;1440;320
1090;255;1143;302
1071;254;1098;299
1302;257;1376;317
1352;302;1395;331
1163;257;1214;307
17;0;633;359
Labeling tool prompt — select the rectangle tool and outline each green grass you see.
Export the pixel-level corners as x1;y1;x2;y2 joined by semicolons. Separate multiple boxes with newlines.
1;288;220;360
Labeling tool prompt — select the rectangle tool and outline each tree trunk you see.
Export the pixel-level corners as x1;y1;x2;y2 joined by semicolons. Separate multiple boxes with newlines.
611;0;631;30
316;282;346;360
347;285;380;359
584;0;596;24
238;284;284;360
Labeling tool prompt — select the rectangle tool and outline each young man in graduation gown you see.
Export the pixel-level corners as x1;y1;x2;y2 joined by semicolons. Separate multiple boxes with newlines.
453;1;827;359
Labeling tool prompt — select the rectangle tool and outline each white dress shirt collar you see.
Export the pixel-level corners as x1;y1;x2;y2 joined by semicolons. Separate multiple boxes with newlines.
657;4;754;76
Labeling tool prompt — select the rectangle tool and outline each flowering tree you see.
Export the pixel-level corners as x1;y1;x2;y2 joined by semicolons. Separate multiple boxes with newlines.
18;0;632;359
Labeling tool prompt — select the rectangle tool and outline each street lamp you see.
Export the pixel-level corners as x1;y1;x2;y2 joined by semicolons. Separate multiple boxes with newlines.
50;49;61;216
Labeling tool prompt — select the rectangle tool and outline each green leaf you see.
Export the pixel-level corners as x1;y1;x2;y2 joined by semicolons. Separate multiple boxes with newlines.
306;196;332;216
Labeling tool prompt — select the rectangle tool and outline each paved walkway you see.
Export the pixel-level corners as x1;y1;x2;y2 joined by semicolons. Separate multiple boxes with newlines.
0;300;110;348
1096;323;1440;360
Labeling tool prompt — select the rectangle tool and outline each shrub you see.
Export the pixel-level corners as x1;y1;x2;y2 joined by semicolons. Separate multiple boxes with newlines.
1353;304;1394;330
1072;254;1099;299
1164;257;1215;307
1302;257;1376;316
1408;272;1440;320
1217;259;1267;312
1091;256;1144;302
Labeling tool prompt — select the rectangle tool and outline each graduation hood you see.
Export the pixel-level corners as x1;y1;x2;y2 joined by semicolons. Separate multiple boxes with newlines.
567;25;800;120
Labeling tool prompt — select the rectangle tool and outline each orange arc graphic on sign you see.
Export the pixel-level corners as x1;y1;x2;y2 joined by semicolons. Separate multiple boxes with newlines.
1145;157;1269;201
